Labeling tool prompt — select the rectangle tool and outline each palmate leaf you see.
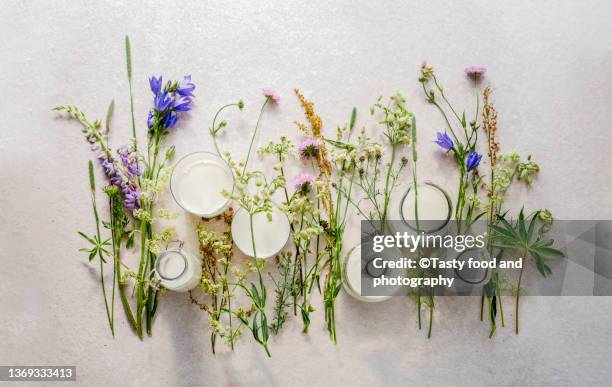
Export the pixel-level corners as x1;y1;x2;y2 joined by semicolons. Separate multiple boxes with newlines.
491;208;564;278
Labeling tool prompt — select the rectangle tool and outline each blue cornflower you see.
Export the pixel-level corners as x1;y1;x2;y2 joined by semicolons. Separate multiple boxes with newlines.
149;75;163;95
177;75;195;97
147;111;155;129
466;151;482;171
173;95;192;112
154;92;173;111
163;112;178;128
434;132;454;150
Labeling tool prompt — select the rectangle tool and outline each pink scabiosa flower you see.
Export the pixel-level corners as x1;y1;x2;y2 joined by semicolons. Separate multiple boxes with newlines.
464;65;487;78
262;88;280;104
297;138;319;159
293;172;314;194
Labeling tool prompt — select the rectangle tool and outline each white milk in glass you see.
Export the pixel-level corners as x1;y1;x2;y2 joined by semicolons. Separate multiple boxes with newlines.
231;207;290;259
343;244;404;302
401;183;451;232
155;249;202;292
171;152;233;217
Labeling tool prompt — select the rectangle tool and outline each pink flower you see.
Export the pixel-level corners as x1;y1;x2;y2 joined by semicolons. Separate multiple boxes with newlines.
262;88;280;104
297;138;320;159
293;172;314;194
464;65;487;78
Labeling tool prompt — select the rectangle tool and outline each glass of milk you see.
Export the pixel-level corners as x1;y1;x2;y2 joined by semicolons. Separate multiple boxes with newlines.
342;242;405;302
231;206;290;259
170;152;234;218
154;242;202;292
399;181;452;234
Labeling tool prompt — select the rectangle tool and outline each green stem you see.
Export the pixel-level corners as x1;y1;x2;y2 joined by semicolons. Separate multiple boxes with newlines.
515;264;524;335
242;99;269;175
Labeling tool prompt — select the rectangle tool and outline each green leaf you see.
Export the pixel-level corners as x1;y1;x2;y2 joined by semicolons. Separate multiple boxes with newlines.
78;231;96;245
252;317;260;342
489;224;518;242
527;210;540;240
461;111;466;128
324;138;354;150
532;246;564;257
125;35;132;81
532;239;553;248
88;251;96;262
105;99;115;132
531;251;549;277
518;208;527;242
250;283;261;306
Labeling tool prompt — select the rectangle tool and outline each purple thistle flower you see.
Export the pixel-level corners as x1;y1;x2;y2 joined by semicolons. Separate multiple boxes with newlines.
434;132;454;150
147;111;155;129
464;65;487;78
293;172;314;194
173;95;192;112
262;88;280;104
297;138;320;159
149;75;163;95
154;92;173;112
466;151;483;171
177;75;195;97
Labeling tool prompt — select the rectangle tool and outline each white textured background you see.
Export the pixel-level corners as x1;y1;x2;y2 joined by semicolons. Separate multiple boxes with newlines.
2;1;612;386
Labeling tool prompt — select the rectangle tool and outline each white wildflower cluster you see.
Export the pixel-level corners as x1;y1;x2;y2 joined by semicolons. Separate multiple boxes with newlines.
146;227;175;255
371;93;413;146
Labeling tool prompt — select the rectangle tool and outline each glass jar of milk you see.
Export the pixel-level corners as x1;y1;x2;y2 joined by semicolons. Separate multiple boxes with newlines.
170;152;234;218
154;242;202;292
398;181;452;234
342;242;405;302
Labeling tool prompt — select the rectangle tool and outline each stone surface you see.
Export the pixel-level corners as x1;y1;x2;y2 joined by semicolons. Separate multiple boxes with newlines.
1;1;612;386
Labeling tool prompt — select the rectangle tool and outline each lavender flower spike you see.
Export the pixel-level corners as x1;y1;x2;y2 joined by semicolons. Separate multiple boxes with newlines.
434;132;453;150
466;151;483;171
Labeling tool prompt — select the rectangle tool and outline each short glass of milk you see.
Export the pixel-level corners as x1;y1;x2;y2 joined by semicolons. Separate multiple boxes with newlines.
170;152;234;218
399;181;452;234
154;242;202;292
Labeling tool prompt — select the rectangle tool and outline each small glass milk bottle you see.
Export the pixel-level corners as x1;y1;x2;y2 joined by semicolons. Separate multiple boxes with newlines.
155;241;202;292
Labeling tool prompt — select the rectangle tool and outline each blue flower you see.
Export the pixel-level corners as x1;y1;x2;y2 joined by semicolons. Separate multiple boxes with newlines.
163;112;178;128
149;75;163;95
434;132;453;150
154;92;173;112
173;95;192;112
147;111;155;129
466;151;482;171
177;75;195;97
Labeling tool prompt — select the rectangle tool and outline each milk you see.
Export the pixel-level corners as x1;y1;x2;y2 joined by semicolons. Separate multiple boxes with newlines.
155;249;202;292
231;207;290;259
343;243;404;302
171;152;233;217
401;183;451;232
